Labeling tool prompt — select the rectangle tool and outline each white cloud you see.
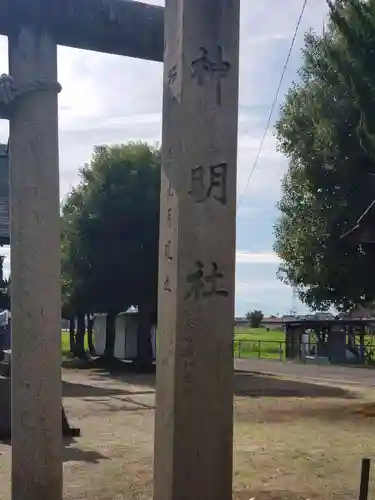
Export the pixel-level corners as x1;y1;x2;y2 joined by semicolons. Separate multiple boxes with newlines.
236;251;280;265
236;131;286;202
0;0;329;314
236;279;285;294
0;0;329;202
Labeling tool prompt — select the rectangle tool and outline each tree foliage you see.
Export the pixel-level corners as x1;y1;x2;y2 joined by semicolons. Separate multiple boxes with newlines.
61;142;160;362
246;310;264;329
274;0;375;311
328;0;375;158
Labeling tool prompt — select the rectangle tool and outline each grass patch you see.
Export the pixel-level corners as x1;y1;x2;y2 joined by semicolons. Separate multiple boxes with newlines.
61;330;88;356
234;327;284;342
61;331;70;354
234;327;285;360
61;327;285;360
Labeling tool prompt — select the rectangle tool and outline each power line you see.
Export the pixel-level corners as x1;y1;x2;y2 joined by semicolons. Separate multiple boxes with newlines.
237;0;309;210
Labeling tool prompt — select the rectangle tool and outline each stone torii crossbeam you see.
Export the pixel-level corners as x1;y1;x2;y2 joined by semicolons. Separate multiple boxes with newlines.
0;1;240;499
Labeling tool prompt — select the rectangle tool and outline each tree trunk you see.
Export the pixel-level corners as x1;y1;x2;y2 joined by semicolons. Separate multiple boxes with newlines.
136;303;153;372
74;311;86;359
87;313;96;356
69;317;75;353
104;310;117;358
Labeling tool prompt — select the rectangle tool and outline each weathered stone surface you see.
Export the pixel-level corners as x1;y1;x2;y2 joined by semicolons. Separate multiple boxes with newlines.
0;73;61;122
0;377;80;440
9;25;63;500
0;0;164;61
154;1;240;499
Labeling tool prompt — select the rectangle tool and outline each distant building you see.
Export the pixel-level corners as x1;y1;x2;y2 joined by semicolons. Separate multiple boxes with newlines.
234;317;248;327
262;316;284;330
347;305;375;319
298;312;334;321
262;312;335;329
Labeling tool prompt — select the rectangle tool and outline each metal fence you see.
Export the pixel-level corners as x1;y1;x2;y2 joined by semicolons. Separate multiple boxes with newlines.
234;338;375;363
234;339;286;361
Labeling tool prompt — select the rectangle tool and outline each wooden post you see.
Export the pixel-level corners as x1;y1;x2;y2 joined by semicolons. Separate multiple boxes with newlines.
285;325;290;359
8;24;62;500
359;458;371;500
360;326;365;363
154;0;240;499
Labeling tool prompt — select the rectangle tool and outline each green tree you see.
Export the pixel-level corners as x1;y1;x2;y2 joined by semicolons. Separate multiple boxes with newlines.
328;0;375;159
274;4;375;311
61;187;95;358
61;142;160;367
246;310;264;329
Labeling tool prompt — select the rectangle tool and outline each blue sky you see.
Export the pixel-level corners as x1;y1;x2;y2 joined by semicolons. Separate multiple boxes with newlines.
0;0;329;316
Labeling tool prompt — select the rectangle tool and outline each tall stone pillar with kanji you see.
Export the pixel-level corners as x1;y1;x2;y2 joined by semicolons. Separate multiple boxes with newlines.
154;1;240;499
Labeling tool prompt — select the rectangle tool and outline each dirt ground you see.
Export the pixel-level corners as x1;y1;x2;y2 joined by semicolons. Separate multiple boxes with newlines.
1;361;375;499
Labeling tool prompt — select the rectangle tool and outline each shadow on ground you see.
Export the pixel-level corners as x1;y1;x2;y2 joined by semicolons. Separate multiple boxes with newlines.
63;441;108;464
89;396;155;413
63;356;156;389
0;435;108;464
63;380;153;398
0;378;81;445
0;375;151;400
63;358;354;400
234;371;352;399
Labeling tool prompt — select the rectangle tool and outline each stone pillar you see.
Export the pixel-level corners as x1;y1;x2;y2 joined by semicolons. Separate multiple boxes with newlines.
154;1;240;500
8;25;62;500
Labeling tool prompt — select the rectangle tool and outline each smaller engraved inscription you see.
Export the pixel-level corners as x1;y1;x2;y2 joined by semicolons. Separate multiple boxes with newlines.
191;46;231;106
167;179;174;197
182;335;195;385
164;240;173;262
189;162;227;205
185;261;229;300
168;65;178;86
164;277;172;292
167;208;172;228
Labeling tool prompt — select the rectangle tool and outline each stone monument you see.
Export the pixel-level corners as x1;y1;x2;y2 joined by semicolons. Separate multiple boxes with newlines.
155;2;240;500
0;1;240;499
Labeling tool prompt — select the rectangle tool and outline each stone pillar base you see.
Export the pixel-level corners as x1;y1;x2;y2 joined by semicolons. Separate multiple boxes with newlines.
0;377;80;440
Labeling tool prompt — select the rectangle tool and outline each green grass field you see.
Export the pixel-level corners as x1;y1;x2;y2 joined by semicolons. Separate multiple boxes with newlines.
61;331;70;354
234;327;284;342
234;327;285;359
62;326;375;364
61;330;88;356
61;327;285;360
